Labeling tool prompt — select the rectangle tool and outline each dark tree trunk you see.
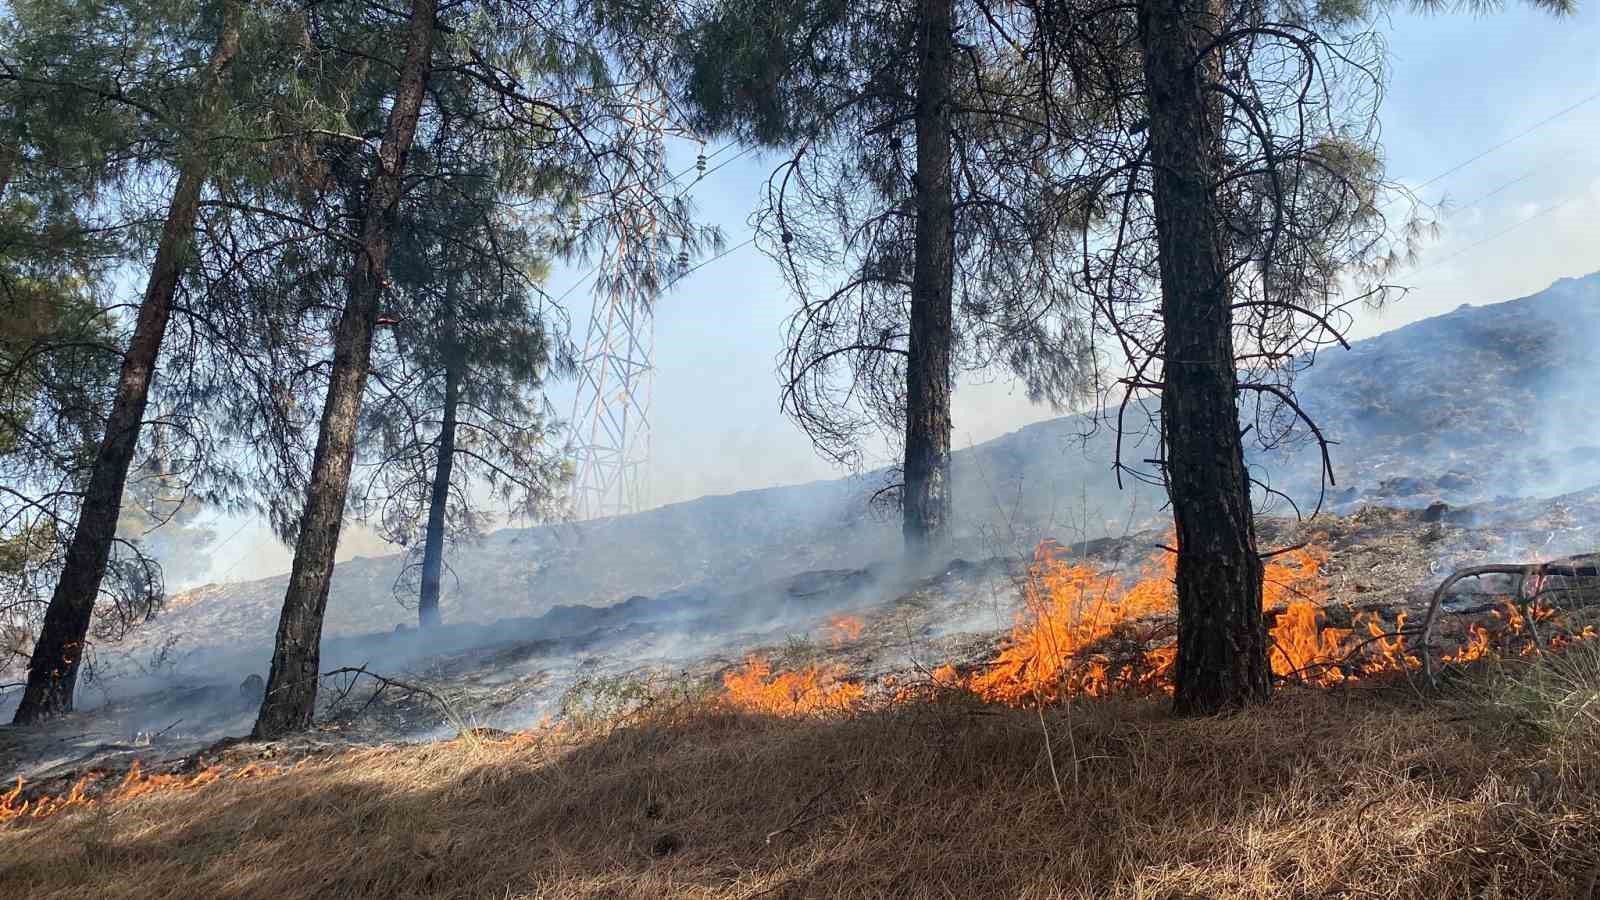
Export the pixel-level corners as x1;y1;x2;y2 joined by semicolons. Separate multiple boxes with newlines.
417;355;460;629
902;0;956;558
252;0;438;738
1136;0;1270;715
0;144;16;200
12;0;244;725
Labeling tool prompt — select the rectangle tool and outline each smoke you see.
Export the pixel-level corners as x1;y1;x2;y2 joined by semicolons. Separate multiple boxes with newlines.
8;271;1600;783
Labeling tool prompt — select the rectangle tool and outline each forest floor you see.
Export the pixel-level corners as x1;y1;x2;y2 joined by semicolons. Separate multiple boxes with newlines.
2;658;1600;899
5;489;1600;897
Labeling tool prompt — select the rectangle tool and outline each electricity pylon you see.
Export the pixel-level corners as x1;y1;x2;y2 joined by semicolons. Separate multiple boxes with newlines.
566;90;700;521
567;224;657;520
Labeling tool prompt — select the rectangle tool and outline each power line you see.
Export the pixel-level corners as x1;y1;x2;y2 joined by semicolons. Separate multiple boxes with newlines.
1393;87;1598;280
1412;191;1580;278
552;143;758;306
1446;164;1541;212
662;139;741;192
553;266;598;305
557;86;1599;327
1409;87;1600;195
676;235;757;281
690;143;757;188
207;518;255;583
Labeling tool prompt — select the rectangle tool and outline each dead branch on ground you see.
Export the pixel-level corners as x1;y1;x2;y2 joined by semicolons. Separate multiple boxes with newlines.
1419;558;1600;681
321;664;457;725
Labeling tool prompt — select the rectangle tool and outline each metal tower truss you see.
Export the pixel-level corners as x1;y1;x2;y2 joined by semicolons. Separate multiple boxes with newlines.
567;238;656;520
567;88;678;520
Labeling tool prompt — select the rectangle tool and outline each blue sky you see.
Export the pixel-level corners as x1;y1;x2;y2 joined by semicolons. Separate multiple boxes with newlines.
204;6;1600;584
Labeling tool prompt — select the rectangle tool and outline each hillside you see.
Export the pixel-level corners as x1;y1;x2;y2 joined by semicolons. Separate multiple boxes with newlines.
5;267;1600;895
124;272;1600;661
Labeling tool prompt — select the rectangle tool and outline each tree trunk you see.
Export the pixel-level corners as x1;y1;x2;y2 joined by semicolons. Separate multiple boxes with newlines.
902;0;956;558
252;0;437;738
417;354;460;629
1136;0;1270;715
12;0;244;725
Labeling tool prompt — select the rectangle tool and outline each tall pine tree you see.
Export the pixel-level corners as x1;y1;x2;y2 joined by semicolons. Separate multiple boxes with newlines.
651;0;1096;558
7;0;246;722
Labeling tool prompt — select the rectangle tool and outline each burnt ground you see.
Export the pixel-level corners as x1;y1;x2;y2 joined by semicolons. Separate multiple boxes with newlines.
4;484;1600;796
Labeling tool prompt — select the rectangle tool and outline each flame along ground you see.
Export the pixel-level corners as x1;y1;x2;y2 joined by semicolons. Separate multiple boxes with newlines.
825;614;867;644
7;539;1593;825
720;656;866;715
0;759;279;824
732;536;1599;712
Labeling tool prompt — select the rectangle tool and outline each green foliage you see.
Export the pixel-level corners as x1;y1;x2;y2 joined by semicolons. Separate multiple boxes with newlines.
776;633;819;669
0;0;278;663
557;674;662;728
669;0;862;145
115;460;219;588
650;1;1101;472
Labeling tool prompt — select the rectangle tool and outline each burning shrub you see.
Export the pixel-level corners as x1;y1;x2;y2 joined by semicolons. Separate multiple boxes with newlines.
721;656;864;716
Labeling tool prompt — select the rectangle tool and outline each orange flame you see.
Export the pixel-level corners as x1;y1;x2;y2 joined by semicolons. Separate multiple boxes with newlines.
1269;603;1360;683
945;535;1588;705
824;614;866;645
965;544;1172;704
721;656;865;716
0;759;278;826
930;664;962;688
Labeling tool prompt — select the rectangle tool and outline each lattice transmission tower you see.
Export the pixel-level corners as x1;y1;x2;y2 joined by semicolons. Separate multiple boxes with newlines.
566;92;700;521
567;224;657;520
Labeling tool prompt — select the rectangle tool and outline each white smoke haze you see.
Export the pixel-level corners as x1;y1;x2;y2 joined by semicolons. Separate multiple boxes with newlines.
5;268;1598;782
3;8;1597;787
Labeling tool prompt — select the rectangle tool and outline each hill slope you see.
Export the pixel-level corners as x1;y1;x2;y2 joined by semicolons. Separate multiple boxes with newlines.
149;271;1600;649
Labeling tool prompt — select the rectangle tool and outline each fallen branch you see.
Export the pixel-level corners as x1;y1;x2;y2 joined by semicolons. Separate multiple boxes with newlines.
1419;560;1600;682
1273;627;1415;685
1259;540;1311;561
320;665;458;725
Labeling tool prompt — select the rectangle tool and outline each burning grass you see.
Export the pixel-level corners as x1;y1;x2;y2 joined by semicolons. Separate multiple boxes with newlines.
949;538;1595;704
823;614;866;645
714;535;1593;721
7;532;1600;896
4;667;1600;899
0;759;281;824
720;656;865;716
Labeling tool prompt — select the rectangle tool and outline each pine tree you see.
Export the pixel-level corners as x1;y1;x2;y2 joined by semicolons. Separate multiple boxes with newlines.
252;0;441;738
1134;0;1271;712
1030;0;1573;712
3;0;248;721
353;165;571;630
650;0;1096;559
248;0;715;735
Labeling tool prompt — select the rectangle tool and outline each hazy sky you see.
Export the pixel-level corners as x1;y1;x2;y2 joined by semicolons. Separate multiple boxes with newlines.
199;6;1600;585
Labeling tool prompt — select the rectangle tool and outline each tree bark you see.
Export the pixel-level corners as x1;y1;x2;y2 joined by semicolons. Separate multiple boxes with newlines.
902;0;956;558
1136;0;1270;715
12;0;244;725
252;0;438;738
417;351;460;629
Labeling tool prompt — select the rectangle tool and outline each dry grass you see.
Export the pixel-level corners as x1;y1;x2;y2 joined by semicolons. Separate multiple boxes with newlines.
2;672;1599;899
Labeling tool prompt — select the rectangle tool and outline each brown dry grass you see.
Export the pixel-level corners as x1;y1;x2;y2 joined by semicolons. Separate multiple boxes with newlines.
3;666;1600;899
